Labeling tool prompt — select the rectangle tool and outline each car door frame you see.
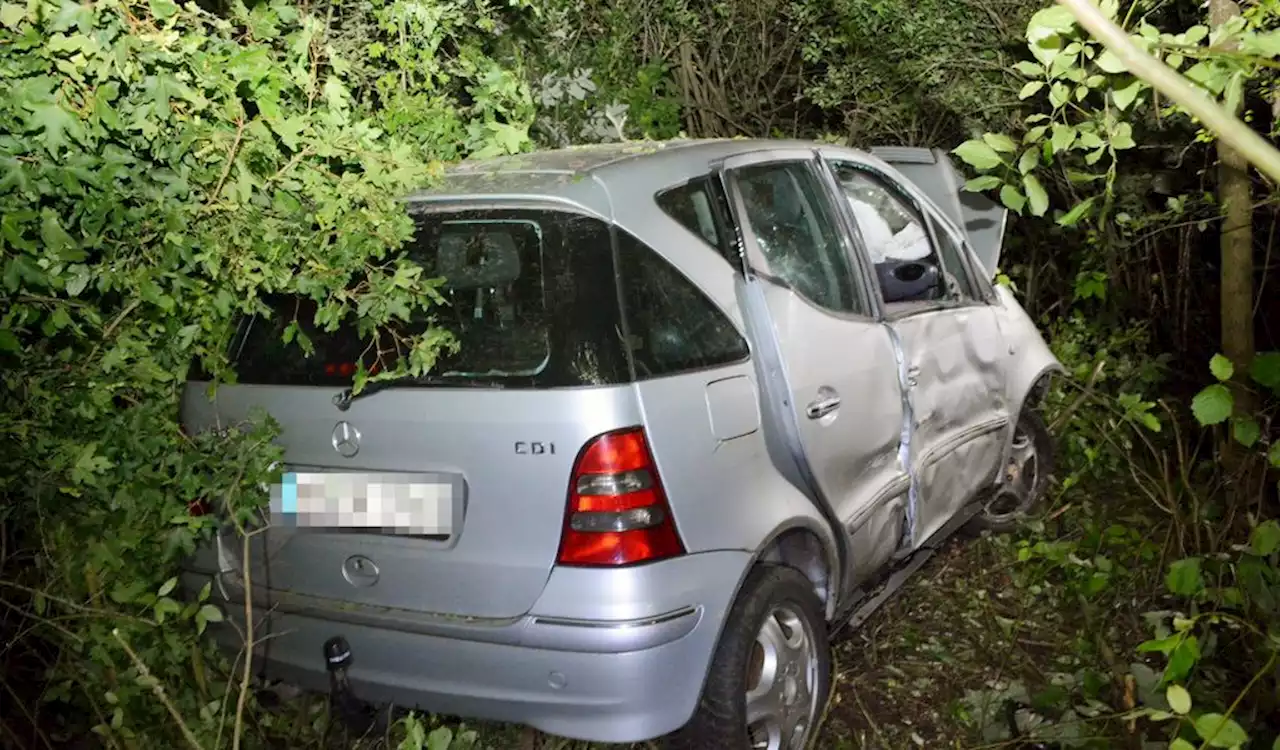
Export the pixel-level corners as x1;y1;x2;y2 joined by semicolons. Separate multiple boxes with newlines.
709;147;916;604
813;147;1012;549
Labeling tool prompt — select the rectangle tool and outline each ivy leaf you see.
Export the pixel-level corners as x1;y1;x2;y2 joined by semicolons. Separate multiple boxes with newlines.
1231;416;1260;448
1113;79;1143;111
1250;521;1280;557
1190;384;1232;426
1270;441;1280;469
953;139;1004;170
1023;174;1049;217
1019;80;1045;99
1193;713;1248;748
1166;684;1191;715
1000;184;1027;214
1166;557;1204;597
26;102;84;153
1209;353;1234;381
964;175;1003;192
1249;352;1280;389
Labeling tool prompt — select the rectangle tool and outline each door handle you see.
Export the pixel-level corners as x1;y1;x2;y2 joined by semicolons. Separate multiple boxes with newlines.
806;395;842;419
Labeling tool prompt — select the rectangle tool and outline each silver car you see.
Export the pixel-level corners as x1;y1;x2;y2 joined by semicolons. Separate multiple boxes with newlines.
180;139;1060;749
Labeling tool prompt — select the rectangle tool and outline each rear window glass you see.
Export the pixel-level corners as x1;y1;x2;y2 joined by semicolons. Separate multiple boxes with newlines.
229;208;630;388
617;232;749;378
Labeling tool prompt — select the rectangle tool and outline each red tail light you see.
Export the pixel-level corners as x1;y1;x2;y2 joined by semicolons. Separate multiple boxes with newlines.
556;428;685;567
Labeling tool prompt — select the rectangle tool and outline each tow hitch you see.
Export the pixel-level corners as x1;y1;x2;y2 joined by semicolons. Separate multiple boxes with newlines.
324;636;387;736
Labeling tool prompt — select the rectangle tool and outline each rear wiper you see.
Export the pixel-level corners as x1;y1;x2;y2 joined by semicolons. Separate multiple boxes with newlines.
332;375;505;411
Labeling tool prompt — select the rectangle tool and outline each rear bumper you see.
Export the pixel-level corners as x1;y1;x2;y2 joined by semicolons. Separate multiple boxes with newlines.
182;550;750;743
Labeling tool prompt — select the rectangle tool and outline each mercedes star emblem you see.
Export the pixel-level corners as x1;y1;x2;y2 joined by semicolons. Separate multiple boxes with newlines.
331;421;361;458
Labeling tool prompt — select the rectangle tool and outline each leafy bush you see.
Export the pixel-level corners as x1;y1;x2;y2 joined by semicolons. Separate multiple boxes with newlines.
0;0;533;745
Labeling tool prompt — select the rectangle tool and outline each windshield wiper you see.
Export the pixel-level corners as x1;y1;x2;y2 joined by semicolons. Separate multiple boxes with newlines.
333;375;506;411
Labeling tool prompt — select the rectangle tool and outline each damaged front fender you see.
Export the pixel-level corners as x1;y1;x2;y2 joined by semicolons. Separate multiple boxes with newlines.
993;284;1064;469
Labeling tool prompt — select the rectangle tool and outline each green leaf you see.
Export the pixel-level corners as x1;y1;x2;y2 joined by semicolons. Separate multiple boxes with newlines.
158;577;177;597
426;726;454;750
1191;384;1233;426
1166;636;1200;682
1225;71;1245;113
1051;124;1077;153
1113;79;1143;111
26;102;84;154
1166;557;1204;597
1027;6;1076;42
1023;174;1049;217
1018;148;1039;175
0;330;18;352
1209;353;1234;381
1165;685;1191;715
953;139;1004;170
153;596;181;624
1249;352;1280;389
1111;122;1137;150
1249;521;1280;556
1000;184;1027;214
1057;197;1095;227
198;604;223;623
1095;48;1127;73
0;2;23;28
1231;416;1260;448
983;133;1018;153
1169;739;1196;750
1193;713;1248;748
964;176;1004;192
1019;80;1045;99
1014;61;1044;77
1049;82;1071;107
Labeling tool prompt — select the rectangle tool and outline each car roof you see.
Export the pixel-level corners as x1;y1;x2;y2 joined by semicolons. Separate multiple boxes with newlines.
405;138;874;221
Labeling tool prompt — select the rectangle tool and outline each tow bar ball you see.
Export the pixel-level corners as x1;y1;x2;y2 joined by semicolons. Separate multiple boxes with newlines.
324;636;353;673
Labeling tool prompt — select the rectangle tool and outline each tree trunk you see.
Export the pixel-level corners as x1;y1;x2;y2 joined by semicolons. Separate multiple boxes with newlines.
1210;0;1256;471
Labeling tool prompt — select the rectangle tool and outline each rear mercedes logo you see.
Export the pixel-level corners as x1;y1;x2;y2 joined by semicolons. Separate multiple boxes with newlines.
331;421;361;458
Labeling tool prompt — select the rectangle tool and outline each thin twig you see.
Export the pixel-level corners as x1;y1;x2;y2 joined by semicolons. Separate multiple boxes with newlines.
110;629;205;750
232;532;254;750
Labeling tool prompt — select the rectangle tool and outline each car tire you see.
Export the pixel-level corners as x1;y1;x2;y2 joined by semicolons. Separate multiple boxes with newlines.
664;564;831;750
968;406;1055;534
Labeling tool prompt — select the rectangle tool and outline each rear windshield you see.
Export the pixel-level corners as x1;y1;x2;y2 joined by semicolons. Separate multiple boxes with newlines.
229;207;631;388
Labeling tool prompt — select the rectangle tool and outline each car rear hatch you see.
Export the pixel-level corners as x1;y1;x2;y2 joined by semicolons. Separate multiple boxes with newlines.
182;201;638;620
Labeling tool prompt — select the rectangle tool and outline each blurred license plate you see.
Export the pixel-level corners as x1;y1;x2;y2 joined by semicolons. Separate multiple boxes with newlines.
270;472;457;534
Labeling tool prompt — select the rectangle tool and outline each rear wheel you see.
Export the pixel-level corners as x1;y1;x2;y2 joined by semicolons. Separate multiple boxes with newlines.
969;407;1054;534
665;565;830;750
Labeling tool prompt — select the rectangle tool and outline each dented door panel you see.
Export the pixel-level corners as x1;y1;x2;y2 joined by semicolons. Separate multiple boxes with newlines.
891;304;1009;546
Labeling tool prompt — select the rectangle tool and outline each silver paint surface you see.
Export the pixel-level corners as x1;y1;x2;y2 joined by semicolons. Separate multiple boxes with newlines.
179;138;1060;744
